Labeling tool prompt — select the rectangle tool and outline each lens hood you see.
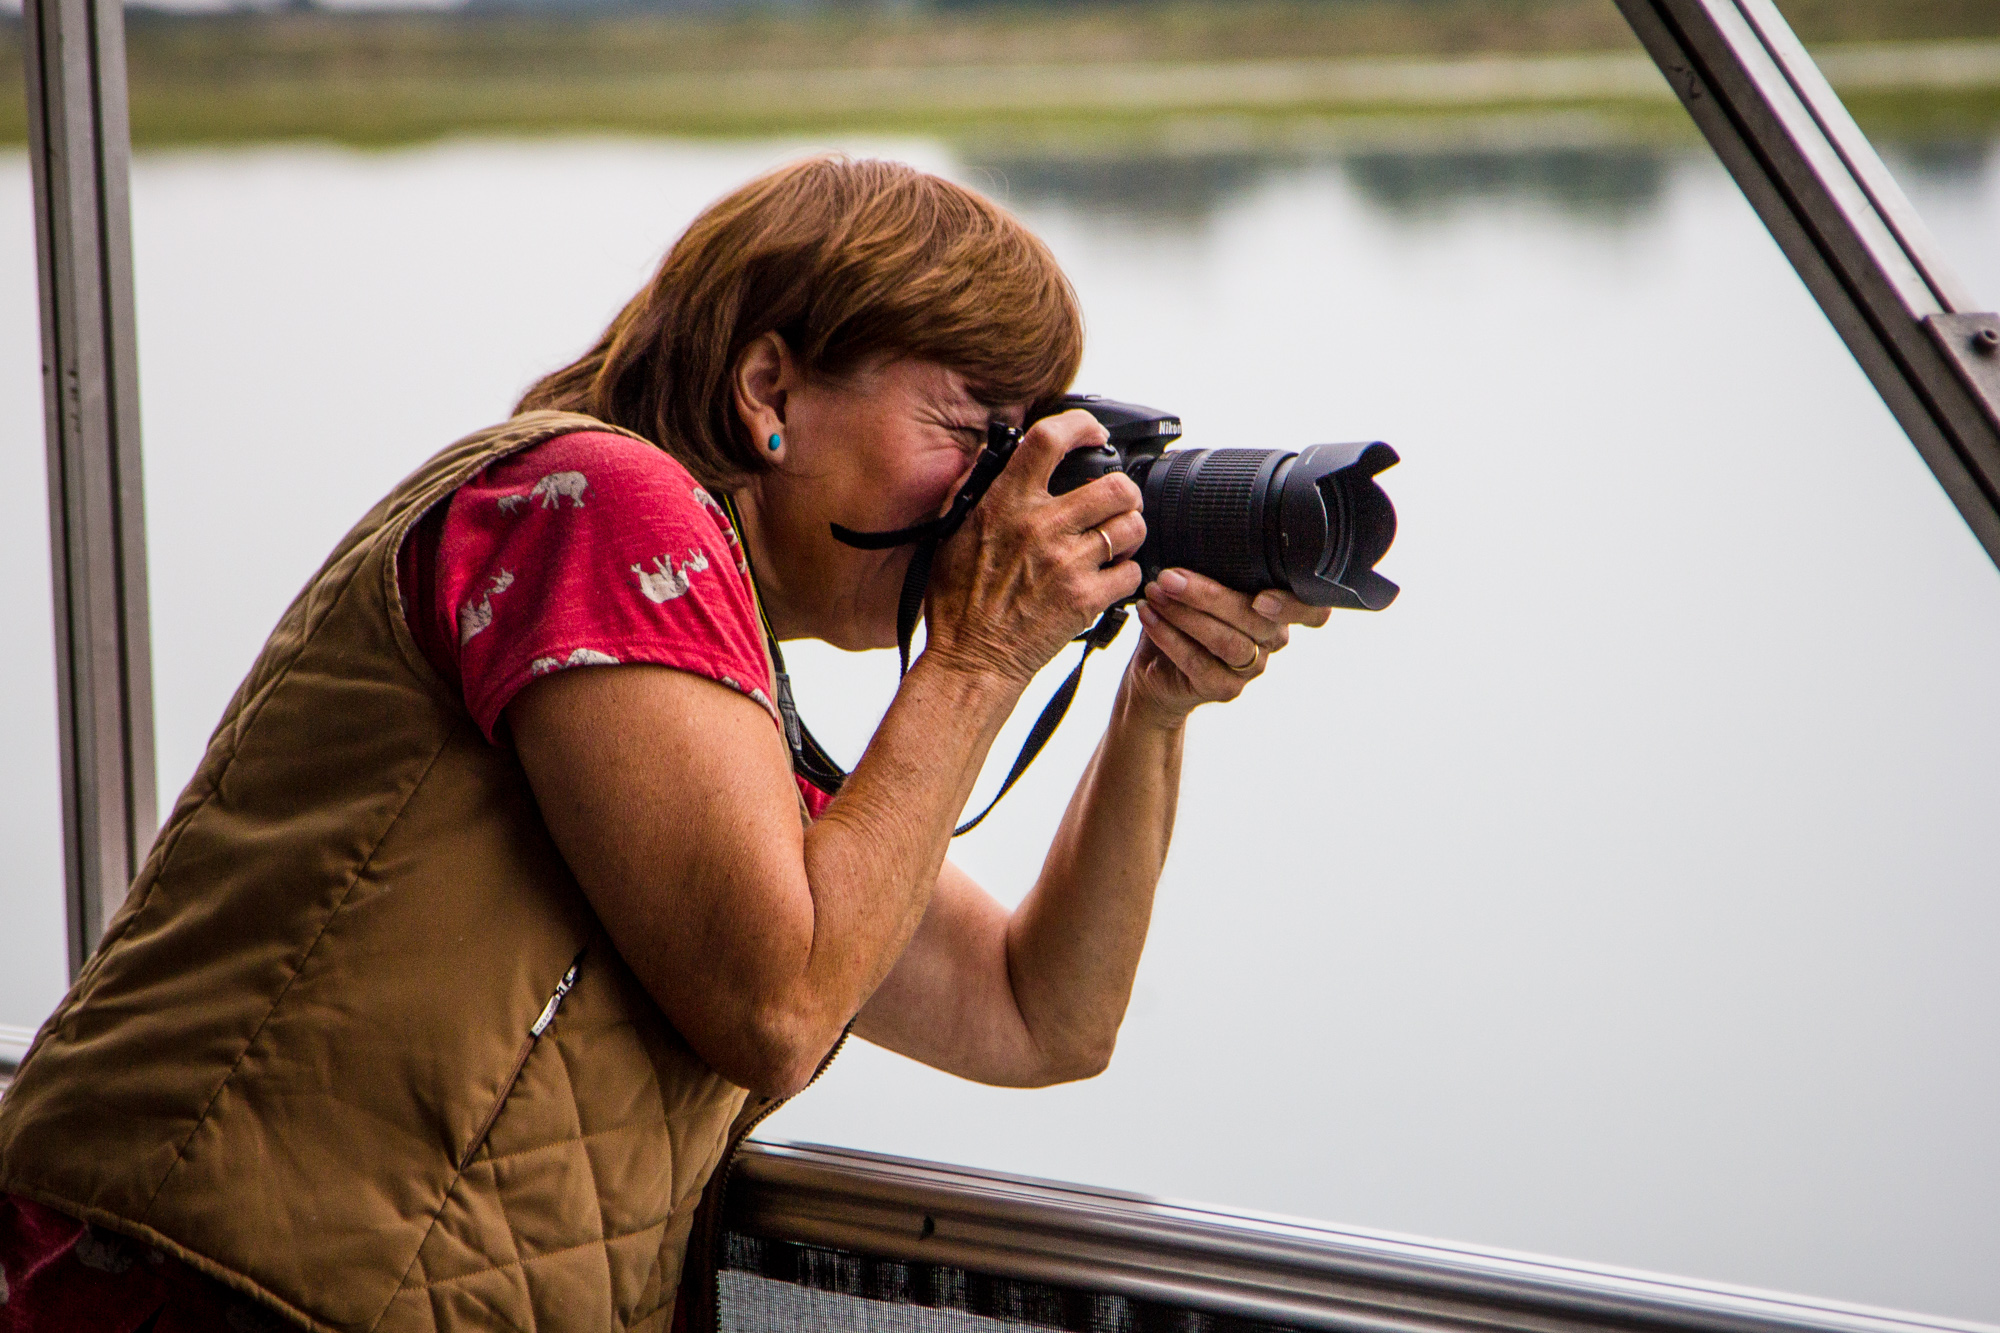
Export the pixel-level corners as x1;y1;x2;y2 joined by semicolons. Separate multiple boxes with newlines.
1277;442;1400;610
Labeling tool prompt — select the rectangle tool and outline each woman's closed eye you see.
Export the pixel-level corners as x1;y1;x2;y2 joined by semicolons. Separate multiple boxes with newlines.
933;420;989;452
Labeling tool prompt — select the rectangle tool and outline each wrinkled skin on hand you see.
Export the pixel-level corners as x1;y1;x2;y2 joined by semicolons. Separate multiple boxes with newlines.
921;409;1146;690
922;407;1332;728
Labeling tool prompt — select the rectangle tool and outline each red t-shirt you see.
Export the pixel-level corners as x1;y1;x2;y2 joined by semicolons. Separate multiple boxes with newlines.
397;429;832;818
0;1193;273;1331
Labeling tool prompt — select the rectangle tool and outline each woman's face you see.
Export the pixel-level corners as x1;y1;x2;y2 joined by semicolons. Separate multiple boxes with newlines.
732;339;1029;651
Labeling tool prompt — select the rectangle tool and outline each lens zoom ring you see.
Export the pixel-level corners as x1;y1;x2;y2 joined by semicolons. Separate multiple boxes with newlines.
1154;450;1272;589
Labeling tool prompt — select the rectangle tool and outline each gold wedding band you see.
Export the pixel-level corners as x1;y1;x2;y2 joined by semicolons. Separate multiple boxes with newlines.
1227;642;1261;674
1097;527;1116;565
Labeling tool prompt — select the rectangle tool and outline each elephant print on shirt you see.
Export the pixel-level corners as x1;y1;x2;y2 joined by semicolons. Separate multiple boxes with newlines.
459;569;514;643
529;647;621;676
531;471;589;509
631;550;710;604
496;494;529;516
691;486;749;572
719;675;777;717
72;1227;136;1275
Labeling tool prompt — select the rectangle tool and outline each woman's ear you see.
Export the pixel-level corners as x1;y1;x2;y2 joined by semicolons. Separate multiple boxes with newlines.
732;332;793;459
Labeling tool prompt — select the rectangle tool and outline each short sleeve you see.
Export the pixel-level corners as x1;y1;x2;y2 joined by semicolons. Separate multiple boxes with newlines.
430;430;777;743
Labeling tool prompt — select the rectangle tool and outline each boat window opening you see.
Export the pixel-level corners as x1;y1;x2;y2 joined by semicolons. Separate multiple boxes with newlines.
8;0;2000;1320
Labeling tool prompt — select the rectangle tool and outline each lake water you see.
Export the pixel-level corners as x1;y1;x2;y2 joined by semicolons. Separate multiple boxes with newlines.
3;128;1999;1321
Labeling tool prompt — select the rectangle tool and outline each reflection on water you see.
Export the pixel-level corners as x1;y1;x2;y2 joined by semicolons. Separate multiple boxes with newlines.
983;145;1669;229
3;128;2000;1323
970;152;1273;228
1893;138;1996;181
977;136;1999;235
1339;145;1668;220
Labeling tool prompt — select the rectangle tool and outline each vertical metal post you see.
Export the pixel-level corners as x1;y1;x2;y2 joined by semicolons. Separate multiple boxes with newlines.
24;0;156;977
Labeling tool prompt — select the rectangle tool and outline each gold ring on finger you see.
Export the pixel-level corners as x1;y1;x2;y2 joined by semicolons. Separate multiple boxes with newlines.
1097;527;1116;565
1227;641;1261;674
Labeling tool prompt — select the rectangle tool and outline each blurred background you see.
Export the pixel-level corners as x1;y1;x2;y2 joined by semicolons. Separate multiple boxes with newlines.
3;0;1998;1322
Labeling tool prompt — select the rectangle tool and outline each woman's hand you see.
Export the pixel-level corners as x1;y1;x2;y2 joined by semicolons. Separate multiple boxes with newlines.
922;410;1146;688
1127;569;1331;728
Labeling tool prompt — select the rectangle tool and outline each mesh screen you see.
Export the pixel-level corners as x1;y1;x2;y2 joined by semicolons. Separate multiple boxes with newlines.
720;1232;1305;1333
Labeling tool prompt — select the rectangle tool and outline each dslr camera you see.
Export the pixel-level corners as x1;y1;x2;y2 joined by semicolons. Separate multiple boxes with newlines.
1040;395;1399;611
820;393;1401;829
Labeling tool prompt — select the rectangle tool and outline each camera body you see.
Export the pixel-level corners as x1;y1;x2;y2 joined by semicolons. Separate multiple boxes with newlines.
1040;395;1400;612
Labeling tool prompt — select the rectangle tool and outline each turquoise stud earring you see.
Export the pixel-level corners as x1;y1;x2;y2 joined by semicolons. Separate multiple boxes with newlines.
767;433;782;452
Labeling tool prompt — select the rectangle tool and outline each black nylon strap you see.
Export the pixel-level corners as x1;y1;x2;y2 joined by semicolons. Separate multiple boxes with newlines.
796;419;1129;834
831;419;1019;557
870;539;1128;834
953;606;1127;836
721;493;849;795
773;664;848;795
836;418;1024;683
829;516;947;550
892;539;936;678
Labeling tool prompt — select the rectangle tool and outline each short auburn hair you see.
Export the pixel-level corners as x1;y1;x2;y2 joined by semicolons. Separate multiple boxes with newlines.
516;156;1084;491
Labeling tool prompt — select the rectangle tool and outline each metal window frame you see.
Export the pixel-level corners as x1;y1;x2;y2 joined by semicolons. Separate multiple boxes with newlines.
1613;0;2000;564
728;1141;2000;1333
24;0;156;982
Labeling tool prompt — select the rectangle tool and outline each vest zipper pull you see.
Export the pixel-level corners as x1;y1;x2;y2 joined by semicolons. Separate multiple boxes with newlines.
459;950;586;1174
531;955;582;1038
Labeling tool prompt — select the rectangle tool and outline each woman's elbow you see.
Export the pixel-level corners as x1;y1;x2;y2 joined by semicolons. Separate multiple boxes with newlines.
727;1003;843;1100
1017;1032;1116;1088
1058;1041;1116;1084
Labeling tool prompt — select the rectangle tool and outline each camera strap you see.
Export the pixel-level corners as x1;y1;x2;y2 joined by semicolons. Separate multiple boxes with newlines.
817;421;1129;834
951;604;1126;835
720;494;850;798
828;418;1024;675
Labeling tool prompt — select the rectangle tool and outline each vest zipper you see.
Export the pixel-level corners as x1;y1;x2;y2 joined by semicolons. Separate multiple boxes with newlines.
706;1025;848;1321
458;950;585;1174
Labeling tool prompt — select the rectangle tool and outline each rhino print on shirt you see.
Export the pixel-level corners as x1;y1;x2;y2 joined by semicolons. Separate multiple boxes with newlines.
690;488;727;523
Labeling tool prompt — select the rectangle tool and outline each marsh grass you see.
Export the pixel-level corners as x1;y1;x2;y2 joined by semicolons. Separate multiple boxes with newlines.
0;0;1995;147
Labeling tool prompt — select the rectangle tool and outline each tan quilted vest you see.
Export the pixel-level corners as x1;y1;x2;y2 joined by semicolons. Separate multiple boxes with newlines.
0;411;775;1332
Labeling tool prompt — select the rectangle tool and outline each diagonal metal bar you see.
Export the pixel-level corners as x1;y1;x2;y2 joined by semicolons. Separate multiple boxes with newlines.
24;0;156;978
1612;0;2000;570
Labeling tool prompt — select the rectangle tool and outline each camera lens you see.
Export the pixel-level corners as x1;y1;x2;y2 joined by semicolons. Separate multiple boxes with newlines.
1132;442;1399;611
1132;449;1288;591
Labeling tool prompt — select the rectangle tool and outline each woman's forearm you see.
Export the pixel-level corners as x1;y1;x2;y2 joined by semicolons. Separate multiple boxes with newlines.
1003;677;1185;1076
842;569;1330;1090
776;652;1024;1081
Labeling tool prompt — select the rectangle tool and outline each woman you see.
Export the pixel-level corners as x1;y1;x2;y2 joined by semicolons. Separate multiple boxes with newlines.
0;156;1328;1332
